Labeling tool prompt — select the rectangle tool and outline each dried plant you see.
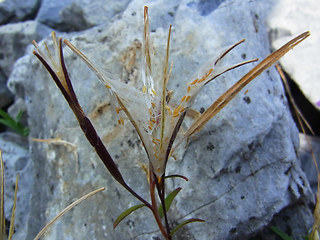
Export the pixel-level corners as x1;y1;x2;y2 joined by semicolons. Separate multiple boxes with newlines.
275;66;320;240
34;187;105;240
32;6;309;239
0;150;19;240
0;149;104;240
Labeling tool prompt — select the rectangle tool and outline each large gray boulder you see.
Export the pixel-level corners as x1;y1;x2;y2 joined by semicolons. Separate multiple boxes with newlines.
0;20;51;109
0;20;52;78
0;69;13;108
36;0;132;32
7;0;313;239
0;0;40;25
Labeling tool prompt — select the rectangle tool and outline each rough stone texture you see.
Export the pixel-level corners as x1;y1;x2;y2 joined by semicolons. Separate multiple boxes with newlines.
7;97;28;129
250;201;314;240
300;134;320;193
0;132;32;240
0;20;51;111
0;20;52;78
36;0;132;32
6;0;313;239
266;0;320;108
0;0;41;25
0;69;13;108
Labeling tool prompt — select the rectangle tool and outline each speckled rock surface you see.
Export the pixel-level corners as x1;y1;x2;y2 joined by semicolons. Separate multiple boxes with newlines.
6;0;313;239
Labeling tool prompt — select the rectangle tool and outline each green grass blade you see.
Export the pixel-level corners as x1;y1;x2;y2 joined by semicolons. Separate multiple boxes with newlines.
22;127;30;137
170;218;205;236
0;118;18;131
0;118;29;137
15;110;23;122
0;109;29;136
113;204;146;229
270;226;293;240
158;188;181;218
0;109;11;119
8;173;19;240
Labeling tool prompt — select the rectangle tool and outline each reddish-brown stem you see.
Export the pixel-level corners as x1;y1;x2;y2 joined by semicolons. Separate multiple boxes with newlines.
155;174;171;236
34;38;174;238
149;167;171;240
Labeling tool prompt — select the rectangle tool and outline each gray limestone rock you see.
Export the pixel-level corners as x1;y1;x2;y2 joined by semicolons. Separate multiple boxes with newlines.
0;0;41;24
36;0;131;32
250;201;314;240
7;0;313;239
0;2;13;26
0;20;52;78
0;132;32;240
0;20;51;111
300;134;320;193
0;68;13;108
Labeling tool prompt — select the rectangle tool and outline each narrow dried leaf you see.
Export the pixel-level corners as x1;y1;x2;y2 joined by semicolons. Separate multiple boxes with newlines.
170;218;205;236
214;39;245;66
309;230;319;240
0;150;5;239
186;31;310;138
144;6;152;74
310;192;320;240
158;188;182;218
113;204;146;229
64;39;107;85
276;64;319;193
160;25;172;149
8;173;19;240
34;187;105;240
205;58;258;86
276;64;315;136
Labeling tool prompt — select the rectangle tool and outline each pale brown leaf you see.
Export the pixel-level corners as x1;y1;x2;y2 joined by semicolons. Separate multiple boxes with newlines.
186;31;310;138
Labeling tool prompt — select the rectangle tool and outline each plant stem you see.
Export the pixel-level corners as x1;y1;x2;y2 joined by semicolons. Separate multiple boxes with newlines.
156;174;171;236
35;44;155;213
75;114;153;207
149;167;171;240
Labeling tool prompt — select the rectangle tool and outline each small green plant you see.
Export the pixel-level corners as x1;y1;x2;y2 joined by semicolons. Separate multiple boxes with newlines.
271;225;309;240
270;226;293;240
32;6;309;239
0;109;29;137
